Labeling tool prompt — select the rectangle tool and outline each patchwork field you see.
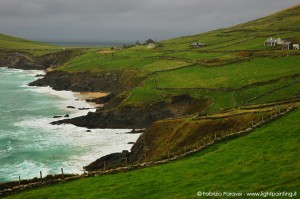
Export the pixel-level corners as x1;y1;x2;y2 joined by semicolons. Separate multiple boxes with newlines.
1;4;300;198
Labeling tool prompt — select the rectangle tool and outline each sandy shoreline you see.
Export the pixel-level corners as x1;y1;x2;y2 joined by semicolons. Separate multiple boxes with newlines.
74;92;107;107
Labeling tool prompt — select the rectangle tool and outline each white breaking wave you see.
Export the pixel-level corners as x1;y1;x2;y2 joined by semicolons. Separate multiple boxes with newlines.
1;160;52;181
0;68;141;181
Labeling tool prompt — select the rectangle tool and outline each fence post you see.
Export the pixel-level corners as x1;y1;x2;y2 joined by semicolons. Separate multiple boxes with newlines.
83;166;86;176
40;171;42;181
61;168;64;179
103;161;106;171
168;151;170;160
19;176;21;185
125;157;128;166
185;147;187;154
215;133;217;140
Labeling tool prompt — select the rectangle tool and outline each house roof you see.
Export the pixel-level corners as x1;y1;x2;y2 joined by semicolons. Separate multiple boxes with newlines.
282;41;293;45
265;37;281;43
191;42;205;46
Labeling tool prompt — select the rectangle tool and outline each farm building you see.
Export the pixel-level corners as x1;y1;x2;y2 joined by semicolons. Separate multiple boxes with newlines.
147;43;156;49
190;42;206;48
264;38;284;46
282;41;294;50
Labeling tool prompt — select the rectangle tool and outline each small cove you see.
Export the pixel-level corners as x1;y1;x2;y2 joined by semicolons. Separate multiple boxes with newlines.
0;67;140;182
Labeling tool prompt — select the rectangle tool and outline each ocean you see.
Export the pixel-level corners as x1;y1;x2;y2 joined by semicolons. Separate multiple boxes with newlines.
43;41;133;47
0;67;140;182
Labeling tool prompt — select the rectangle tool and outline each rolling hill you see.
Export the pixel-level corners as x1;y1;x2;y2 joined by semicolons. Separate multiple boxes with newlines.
0;33;55;49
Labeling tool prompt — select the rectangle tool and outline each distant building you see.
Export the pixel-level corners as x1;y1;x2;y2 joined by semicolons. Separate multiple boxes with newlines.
276;38;285;45
282;41;293;50
293;44;299;50
147;43;156;49
264;38;284;46
190;42;206;48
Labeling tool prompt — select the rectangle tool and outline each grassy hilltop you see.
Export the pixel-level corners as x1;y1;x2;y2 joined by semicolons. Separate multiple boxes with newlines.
52;4;300;113
1;4;300;199
0;33;55;50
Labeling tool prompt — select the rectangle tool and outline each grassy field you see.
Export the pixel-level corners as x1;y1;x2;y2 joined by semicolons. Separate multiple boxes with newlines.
5;106;300;199
155;56;300;89
49;4;300;112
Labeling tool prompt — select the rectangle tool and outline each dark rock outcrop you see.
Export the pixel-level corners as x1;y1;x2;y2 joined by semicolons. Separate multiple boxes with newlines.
52;101;174;129
29;70;136;94
52;94;211;129
0;51;43;70
67;106;76;109
0;50;82;70
84;150;130;171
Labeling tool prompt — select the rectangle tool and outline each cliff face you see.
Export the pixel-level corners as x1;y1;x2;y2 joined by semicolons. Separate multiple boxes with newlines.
0;50;82;70
0;51;43;70
83;95;212;171
29;70;124;93
53;95;212;129
29;68;145;94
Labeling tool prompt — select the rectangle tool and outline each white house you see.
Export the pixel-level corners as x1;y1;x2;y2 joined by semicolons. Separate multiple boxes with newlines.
277;38;286;45
190;42;206;48
264;38;283;46
147;43;156;49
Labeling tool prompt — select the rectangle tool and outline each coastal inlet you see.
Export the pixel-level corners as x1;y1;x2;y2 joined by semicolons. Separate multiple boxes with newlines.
0;67;140;182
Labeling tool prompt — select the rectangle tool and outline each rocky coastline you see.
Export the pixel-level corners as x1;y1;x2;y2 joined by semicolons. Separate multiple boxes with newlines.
0;50;211;171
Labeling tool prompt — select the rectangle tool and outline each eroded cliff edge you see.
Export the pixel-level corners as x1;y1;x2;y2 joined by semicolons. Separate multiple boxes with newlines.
0;50;82;70
1;50;212;171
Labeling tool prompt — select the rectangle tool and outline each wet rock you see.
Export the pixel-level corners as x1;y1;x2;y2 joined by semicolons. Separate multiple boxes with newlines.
126;129;145;134
67;106;75;109
78;108;92;110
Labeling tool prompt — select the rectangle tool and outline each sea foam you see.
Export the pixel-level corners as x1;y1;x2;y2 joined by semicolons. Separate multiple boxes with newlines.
0;68;140;181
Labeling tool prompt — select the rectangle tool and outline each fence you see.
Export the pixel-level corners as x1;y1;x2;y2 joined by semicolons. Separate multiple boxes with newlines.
0;106;295;197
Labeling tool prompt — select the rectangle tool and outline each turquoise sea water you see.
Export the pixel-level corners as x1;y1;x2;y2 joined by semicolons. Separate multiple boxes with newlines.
0;68;139;182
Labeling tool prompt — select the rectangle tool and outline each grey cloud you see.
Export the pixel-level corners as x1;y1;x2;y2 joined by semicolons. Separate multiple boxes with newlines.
0;0;299;42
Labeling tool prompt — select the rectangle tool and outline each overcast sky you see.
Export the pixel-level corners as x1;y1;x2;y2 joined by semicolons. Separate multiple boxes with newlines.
0;0;299;42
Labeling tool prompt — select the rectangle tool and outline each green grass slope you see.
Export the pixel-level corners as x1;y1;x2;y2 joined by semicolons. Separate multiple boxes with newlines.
0;33;55;49
54;4;300;112
6;107;300;199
